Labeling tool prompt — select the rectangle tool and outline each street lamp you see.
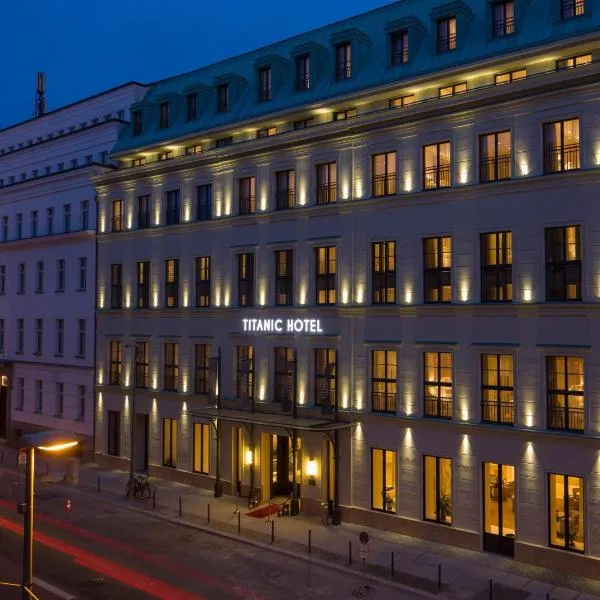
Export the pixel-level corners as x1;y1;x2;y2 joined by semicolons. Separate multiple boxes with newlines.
18;431;79;600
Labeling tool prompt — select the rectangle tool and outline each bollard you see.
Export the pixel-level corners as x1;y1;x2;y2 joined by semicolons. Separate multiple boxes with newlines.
237;511;241;534
271;519;274;543
97;475;101;493
438;564;442;591
207;503;210;524
489;579;493;600
152;489;156;510
308;529;311;554
179;496;182;517
390;552;394;577
348;540;352;565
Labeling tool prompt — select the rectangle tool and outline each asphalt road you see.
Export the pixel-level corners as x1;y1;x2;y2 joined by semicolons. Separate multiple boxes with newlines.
0;471;427;600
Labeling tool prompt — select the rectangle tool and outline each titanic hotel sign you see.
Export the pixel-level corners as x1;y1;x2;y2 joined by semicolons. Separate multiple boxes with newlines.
242;318;324;334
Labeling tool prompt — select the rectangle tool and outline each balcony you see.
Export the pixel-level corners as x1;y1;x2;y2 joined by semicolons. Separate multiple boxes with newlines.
494;17;515;38
316;183;337;205
372;174;397;197
481;400;514;425
544;144;580;173
438;34;456;53
164;374;179;392
391;47;408;66
336;62;351;81
111;216;123;232
372;392;396;414
109;369;121;386
276;189;295;211
239;196;256;215
424;396;452;419
424;165;451;190
480;155;511;182
548;405;584;432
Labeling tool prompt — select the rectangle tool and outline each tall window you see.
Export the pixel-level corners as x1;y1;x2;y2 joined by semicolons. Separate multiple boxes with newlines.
547;356;584;432
165;259;179;307
562;0;585;18
46;207;53;235
164;343;179;391
77;319;86;357
31;210;38;237
549;474;584;552
137;261;150;308
35;261;44;293
239;177;256;215
197;184;212;221
217;84;229;113
371;351;397;413
275;250;294;306
437;17;456;52
77;257;87;291
484;464;516;546
16;213;22;239
17;263;25;294
162;418;178;467
55;319;64;356
371;449;396;512
109;341;122;385
132;110;143;136
238;253;254;307
159;102;169;128
390;31;408;65
194;344;209;394
480;131;511;182
494;1;515;37
107;411;121;456
136;342;149;389
186;92;197;121
16;319;24;354
424;352;453;418
544;119;580;173
372;241;396;304
336;42;351;80
275;170;295;210
315;348;336;408
110;263;123;308
481;232;512;302
56;259;65;292
423;142;451;190
111;200;123;232
236;345;255;400
55;382;64;417
165;190;180;225
424;237;452;303
34;319;43;355
316;246;336;305
15;378;24;410
545;226;581;301
296;55;310;91
259;67;272;102
0;265;4;294
138;195;150;229
63;204;71;233
193;423;210;474
77;385;86;420
316;163;337;204
481;354;514;424
424;456;452;524
195;256;211;307
372;152;397;197
274;347;294;404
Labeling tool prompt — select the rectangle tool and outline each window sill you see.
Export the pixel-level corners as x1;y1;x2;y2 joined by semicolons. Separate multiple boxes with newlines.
74;354;85;359
34;290;44;294
76;288;87;293
54;353;64;358
55;290;65;294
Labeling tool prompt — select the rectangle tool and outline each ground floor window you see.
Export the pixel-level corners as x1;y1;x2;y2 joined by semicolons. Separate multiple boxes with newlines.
371;448;396;513
424;455;452;525
484;463;515;537
107;410;120;456
549;473;584;552
162;418;178;468
193;422;210;474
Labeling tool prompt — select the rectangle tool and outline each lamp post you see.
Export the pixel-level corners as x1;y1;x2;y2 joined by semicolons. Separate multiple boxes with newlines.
19;431;79;599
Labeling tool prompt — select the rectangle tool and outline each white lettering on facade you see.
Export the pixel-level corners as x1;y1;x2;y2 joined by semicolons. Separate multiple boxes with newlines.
243;317;324;334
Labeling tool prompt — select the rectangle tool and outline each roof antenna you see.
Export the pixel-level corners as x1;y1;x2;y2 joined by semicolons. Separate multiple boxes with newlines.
34;72;46;117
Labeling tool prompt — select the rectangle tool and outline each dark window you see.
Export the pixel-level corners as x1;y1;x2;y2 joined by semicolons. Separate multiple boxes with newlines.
547;356;584;432
194;344;209;394
81;200;89;230
165;189;180;225
544;119;580;173
336;42;351;80
215;137;233;148
107;411;121;456
296;55;311;91
481;354;514;424
372;241;396;304
56;259;65;292
238;253;254;307
110;263;123;309
55;319;64;356
257;127;276;138
391;31;409;65
132;110;142;136
164;342;179;391
111;199;123;232
217;84;229;113
16;214;22;239
236;345;254;400
63;204;71;232
423;143;451;190
548;473;584;552
562;0;585;18
293;118;314;130
275;249;294;306
372;152;396;197
494;1;515;37
239;177;256;215
195;256;211;307
31;210;38;237
545;226;581;301
315;348;337;408
259;67;272;102
17;263;25;294
135;342;149;389
138;195;150;229
165;259;179;307
424;352;453;418
437;17;457;52
424;456;453;524
316;246;336;305
137;261;150;309
333;108;357;121
424;237;452;303
274;347;294;404
196;184;212;221
159;102;169;129
480;131;511;182
371;350;397;413
275;170;295;210
162;418;177;467
316;163;337;205
109;341;122;385
186;92;197;121
371;449;396;513
481;232;512;302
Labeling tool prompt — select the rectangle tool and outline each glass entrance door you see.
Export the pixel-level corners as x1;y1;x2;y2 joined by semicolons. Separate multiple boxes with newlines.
271;435;292;497
483;462;515;556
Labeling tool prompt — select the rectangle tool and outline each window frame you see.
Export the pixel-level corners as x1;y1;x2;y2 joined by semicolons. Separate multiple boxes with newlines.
314;348;337;408
548;473;585;553
335;42;352;80
423;236;452;303
236;345;255;401
162;418;178;468
423;455;453;525
238;177;256;215
371;350;397;414
165;258;180;308
316;162;337;204
275;170;295;210
546;356;584;432
480;231;512;302
193;422;210;474
371;448;397;513
543;118;580;174
390;30;409;66
545;225;581;301
372;152;397;197
481;353;514;425
423;351;453;419
195;256;211;307
372;241;396;305
423;142;452;190
479;131;512;183
163;342;180;392
315;246;337;305
237;253;255;307
275;249;294;306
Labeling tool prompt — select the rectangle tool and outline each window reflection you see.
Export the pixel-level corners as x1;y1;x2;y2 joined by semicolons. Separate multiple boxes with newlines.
549;474;584;552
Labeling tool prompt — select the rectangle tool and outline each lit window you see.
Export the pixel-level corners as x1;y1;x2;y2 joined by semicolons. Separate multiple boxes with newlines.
315;246;336;305
484;463;515;548
371;351;396;413
424;352;453;418
423;142;451;189
424;456;452;524
543;118;580;173
372;152;396;197
162;418;178;468
439;82;467;97
557;54;592;70
481;354;514;424
493;1;515;37
561;0;585;19
495;69;527;85
549;474;584;552
389;95;415;108
481;231;512;302
547;356;584;431
257;127;277;138
193;423;210;474
371;449;396;512
480;131;511;183
545;226;581;301
372;241;396;304
437;17;456;53
334;108;357;121
424;237;452;303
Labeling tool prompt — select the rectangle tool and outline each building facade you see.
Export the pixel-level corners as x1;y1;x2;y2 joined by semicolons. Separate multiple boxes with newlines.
0;82;146;454
94;0;600;578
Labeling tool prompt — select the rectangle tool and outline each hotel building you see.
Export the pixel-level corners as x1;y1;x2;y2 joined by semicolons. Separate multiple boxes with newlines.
94;0;600;577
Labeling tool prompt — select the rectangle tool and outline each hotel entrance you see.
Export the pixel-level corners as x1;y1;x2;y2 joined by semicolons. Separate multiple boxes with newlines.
483;462;515;556
269;434;302;498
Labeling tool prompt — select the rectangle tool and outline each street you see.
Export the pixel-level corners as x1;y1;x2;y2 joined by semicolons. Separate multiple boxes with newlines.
0;472;426;600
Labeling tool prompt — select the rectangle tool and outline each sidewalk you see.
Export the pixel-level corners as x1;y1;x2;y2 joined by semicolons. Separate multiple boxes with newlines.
3;447;600;600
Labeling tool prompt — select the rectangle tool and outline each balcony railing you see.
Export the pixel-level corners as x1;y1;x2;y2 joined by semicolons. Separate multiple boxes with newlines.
164;374;179;392
372;174;397;197
372;392;396;413
135;367;149;389
317;183;337;204
391;47;408;66
109;368;121;386
544;144;580;173
548;405;584;431
336;62;351;80
239;196;256;215
438;34;456;53
494;17;515;37
480;155;511;182
197;203;212;221
276;189;295;210
481;400;514;425
424;165;451;190
110;288;123;309
259;87;272;102
424;396;453;419
296;76;310;91
562;0;585;18
111;216;123;232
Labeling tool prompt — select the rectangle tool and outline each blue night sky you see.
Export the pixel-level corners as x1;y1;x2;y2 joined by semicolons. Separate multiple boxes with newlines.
1;0;393;129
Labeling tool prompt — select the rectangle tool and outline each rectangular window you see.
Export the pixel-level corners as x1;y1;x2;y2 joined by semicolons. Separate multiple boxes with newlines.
544;118;580;173
107;411;121;456
390;31;408;65
194;344;209;394
423;142;451;190
55;319;64;356
133;110;143;136
480;131;511;182
424;456;452;524
293;118;315;130
16;319;24;354
437;17;457;52
185;144;202;156
78;257;87;291
15;378;24;410
495;68;527;85
17;263;25;294
315;348;337;408
316;163;337;204
193;423;210;474
135;342;149;389
35;261;44;293
371;449;396;512
275;249;294;306
296;55;311;91
186;92;197;121
334;108;357;121
165;190;180;225
196;184;212;221
55;382;64;417
481;232;512;302
109;340;122;385
34;318;43;355
57;259;65;292
547;356;584;432
371;351;397;413
34;380;43;413
257;127;277;138
77;385;86;420
372;241;396;304
111;200;123;232
215;137;233;148
16;213;22;239
439;82;467;97
372;152;397;197
63;204;71;233
238;253;255;307
217;84;229;113
195;256;211;307
81;200;89;230
138;195;150;229
424;237;452;303
46;208;53;235
137;261;150;309
259;67;272;102
0;318;4;353
1;216;7;241
238;177;256;215
484;463;516;541
494;1;515;37
77;319;86;357
389;94;415;109
31;210;38;237
0;265;4;294
545;226;581;301
481;354;514;424
424;352;453;418
164;342;179;391
236;345;255;400
549;474;584;552
274;347;294;404
162;418;178;467
110;263;123;308
159;102;169;129
562;0;585;18
165;259;179;307
336;42;352;80
557;53;592;70
316;246;336;305
275;170;295;210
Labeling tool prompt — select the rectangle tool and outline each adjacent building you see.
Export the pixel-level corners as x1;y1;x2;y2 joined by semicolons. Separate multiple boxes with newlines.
93;0;600;578
0;82;146;454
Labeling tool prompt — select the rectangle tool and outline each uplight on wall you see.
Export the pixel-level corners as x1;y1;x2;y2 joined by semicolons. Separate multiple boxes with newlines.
404;172;413;193
341;179;350;200
299;282;307;305
306;459;317;486
520;160;529;176
523;287;533;302
355;178;364;199
184;203;191;222
460;282;469;302
341;283;350;305
404;288;413;304
356;283;365;304
125;288;132;309
355;388;364;411
459;166;468;185
245;449;254;465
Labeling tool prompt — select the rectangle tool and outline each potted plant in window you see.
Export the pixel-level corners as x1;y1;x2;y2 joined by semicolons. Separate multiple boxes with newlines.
384;491;395;512
439;494;452;522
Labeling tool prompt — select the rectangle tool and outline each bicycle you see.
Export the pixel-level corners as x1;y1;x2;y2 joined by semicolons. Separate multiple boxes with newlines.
125;473;155;499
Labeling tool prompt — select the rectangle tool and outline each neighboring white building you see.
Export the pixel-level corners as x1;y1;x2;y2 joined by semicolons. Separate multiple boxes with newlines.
0;82;146;455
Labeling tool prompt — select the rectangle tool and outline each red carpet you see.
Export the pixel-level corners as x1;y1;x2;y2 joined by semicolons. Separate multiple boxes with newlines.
246;504;280;519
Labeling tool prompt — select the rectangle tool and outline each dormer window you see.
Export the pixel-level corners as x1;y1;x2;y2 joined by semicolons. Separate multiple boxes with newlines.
257;127;277;138
437;17;456;52
159;102;169;129
562;0;584;18
296;55;311;91
557;54;591;70
390;31;408;65
336;42;352;80
217;84;229;113
439;82;467;97
186;93;197;121
259;67;272;102
133;110;142;136
493;1;514;37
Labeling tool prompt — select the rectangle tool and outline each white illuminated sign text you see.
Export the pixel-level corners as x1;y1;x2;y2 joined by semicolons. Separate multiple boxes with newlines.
242;318;323;334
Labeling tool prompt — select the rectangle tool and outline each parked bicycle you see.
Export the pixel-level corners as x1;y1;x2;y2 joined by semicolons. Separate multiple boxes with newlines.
125;473;156;499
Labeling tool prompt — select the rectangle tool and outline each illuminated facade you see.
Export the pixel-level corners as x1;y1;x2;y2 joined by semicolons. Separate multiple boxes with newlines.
94;0;600;577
